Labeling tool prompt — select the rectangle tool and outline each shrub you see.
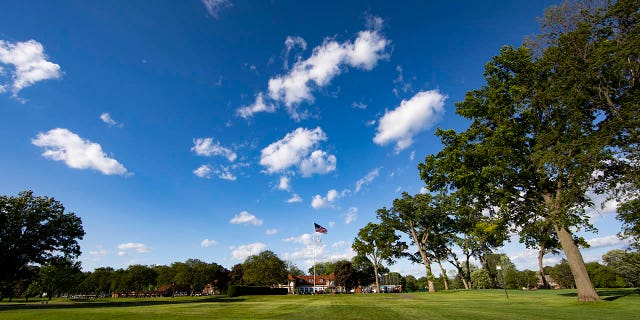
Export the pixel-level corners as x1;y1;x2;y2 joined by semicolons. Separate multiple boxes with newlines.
227;285;288;297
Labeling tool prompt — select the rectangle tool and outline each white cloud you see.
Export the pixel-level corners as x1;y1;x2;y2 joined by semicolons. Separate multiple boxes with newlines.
215;165;237;181
191;137;237;162
230;210;263;226
419;187;428;194
201;0;231;18
0;39;62;96
287;193;303;203
311;189;343;209
282;233;325;263
283;36;307;70
299;150;336;177
231;242;266;260
355;167;380;192
278;176;290;191
332;241;348;249
117;242;151;254
193;164;236;181
283;233;315;245
267;21;389;120
374;90;447;152
344;207;358;224
193;164;213;178
88;249;108;261
260;127;335;176
409;150;415;161
32;128;129;176
201;239;218;247
586;235;627;249
117;251;126;256
100;113;121;127
266;228;278;235
237;93;276;119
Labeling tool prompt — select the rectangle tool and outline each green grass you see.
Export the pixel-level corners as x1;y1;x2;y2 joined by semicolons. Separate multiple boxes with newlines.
1;289;639;319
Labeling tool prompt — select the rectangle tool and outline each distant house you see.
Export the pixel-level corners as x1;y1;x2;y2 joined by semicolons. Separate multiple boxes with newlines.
284;273;340;294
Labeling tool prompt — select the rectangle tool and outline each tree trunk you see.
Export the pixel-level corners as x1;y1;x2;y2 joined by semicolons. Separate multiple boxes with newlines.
538;248;549;289
373;264;380;293
437;260;449;290
408;226;436;293
462;279;470;290
555;225;600;302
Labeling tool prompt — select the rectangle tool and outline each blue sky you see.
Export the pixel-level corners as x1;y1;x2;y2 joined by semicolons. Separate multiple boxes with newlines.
0;0;628;277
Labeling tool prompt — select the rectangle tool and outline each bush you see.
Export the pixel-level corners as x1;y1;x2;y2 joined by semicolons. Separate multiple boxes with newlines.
227;285;288;297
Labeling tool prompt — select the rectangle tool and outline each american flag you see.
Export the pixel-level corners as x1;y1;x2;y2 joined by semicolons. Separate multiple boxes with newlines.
314;223;328;234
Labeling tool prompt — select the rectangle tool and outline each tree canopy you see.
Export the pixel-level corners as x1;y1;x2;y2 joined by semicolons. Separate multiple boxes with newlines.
418;0;639;301
352;222;406;293
242;250;288;286
0;191;85;288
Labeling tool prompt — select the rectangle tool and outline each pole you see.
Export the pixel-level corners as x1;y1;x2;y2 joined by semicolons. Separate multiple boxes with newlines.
313;236;316;294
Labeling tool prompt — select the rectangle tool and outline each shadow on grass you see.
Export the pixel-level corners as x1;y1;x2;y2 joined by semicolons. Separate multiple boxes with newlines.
0;296;245;311
556;288;640;301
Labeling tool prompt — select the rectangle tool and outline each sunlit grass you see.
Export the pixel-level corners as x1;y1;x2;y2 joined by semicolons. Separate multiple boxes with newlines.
1;289;638;320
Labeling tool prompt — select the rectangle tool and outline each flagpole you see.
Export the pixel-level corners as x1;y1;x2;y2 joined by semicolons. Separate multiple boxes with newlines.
313;238;316;294
312;223;327;294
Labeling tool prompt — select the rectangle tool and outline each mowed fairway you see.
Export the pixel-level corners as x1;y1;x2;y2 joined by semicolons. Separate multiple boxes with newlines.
1;289;639;320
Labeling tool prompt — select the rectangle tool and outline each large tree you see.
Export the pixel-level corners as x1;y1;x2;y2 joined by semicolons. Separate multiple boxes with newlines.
0;191;85;289
352;222;406;293
333;260;356;292
377;192;453;293
242;250;288;286
420;1;639;301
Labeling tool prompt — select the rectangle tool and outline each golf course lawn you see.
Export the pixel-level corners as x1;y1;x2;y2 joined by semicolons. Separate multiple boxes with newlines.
1;289;638;320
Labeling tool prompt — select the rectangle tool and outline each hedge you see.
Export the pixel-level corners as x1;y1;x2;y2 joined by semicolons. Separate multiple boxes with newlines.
227;285;288;297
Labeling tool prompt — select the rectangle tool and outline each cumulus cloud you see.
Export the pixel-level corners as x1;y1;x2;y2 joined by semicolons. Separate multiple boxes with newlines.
237;93;276;119
201;0;231;18
299;150;336;177
374;90;447;152
281;233;354;268
117;242;151;254
267;22;389;120
193;164;213;178
0;39;62;96
419;187;428;194
278;176;290;191
201;239;218;247
260;127;336;176
282;233;325;262
287;193;303;203
32;128;129;176
231;242;266;260
266;229;278;235
191;137;237;162
230;210;263;226
355;167;381;192
344;207;358;224
311;189;343;209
